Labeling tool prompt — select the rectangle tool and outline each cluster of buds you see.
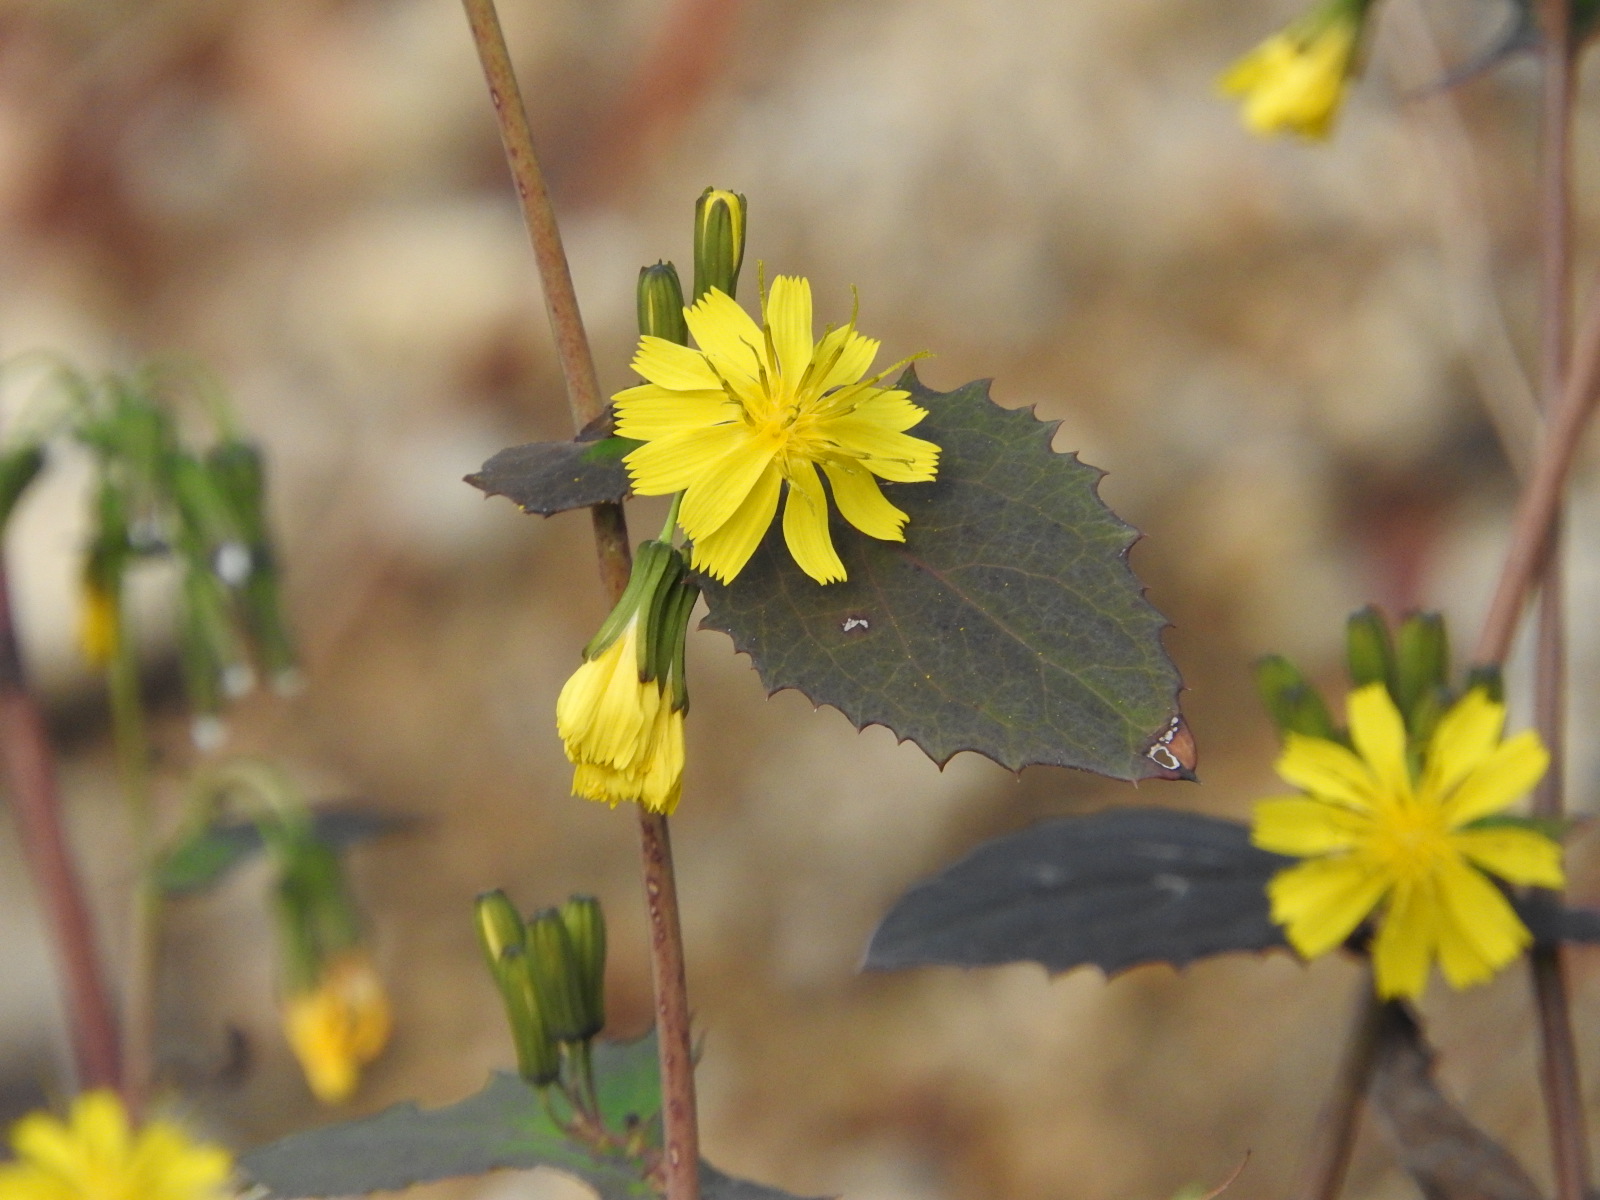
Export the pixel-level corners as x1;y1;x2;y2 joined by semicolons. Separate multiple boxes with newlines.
265;811;391;1104
475;891;606;1092
1257;605;1476;750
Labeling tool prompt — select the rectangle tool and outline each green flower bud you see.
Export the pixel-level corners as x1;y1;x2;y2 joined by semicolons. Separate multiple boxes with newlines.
693;187;747;302
638;263;689;346
497;946;561;1087
1255;655;1338;741
1346;606;1395;693
558;895;606;1039
1394;611;1448;722
475;890;527;970
0;445;44;533
526;908;590;1043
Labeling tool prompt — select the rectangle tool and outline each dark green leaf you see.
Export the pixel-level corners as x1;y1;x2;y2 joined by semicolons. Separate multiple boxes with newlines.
865;807;1600;978
700;372;1186;781
865;808;1288;976
467;421;632;517
241;1033;827;1200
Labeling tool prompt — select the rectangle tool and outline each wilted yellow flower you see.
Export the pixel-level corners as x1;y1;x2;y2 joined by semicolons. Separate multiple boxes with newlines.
283;951;392;1104
557;617;685;814
1254;684;1563;999
1220;17;1359;140
0;1090;233;1200
613;277;939;585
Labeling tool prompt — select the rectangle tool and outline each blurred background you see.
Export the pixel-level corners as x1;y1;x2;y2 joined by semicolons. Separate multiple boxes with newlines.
2;0;1600;1196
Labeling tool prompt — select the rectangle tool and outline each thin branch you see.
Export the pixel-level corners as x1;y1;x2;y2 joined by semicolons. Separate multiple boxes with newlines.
460;6;700;1199
0;562;121;1092
1299;982;1385;1200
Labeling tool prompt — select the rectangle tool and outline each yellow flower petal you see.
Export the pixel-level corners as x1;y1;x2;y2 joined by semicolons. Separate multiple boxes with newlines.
781;462;846;584
684;288;764;381
1452;827;1565;889
767;275;814;384
689;462;783;584
1267;856;1386;958
1431;857;1531;989
822;460;909;542
827;417;941;482
624;423;749;496
1346;683;1411;805
1442;731;1549;827
812;325;880;395
1372;878;1435;999
678;436;779;542
613;386;736;441
1219;24;1357;141
1274;735;1374;810
1419;687;1503;800
1251;796;1365;856
631;335;725;392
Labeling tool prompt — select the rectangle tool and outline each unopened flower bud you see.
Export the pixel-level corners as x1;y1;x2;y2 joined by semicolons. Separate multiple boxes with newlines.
693;187;747;301
638;262;689;346
526;908;589;1043
475;890;527;969
1345;606;1395;694
1394;611;1448;721
496;946;560;1086
1255;655;1337;742
558;895;606;1040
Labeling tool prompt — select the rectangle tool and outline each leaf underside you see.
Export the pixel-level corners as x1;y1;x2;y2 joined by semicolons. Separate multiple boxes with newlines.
240;1034;825;1200
865;807;1600;977
699;371;1185;781
155;806;410;895
466;434;631;516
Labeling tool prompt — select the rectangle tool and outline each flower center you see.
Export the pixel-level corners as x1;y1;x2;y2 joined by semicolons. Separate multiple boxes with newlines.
1364;802;1454;883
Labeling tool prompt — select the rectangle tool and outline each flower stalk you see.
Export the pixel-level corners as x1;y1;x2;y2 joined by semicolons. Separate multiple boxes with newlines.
459;3;700;1196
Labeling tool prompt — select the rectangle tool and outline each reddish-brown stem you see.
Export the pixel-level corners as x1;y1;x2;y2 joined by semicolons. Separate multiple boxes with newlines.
460;5;700;1198
0;562;121;1092
1298;982;1384;1200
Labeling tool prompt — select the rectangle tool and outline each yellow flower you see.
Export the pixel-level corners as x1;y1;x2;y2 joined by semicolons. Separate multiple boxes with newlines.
613;277;939;585
283;951;392;1104
1254;684;1563;999
1219;19;1359;140
0;1090;233;1200
557;618;685;814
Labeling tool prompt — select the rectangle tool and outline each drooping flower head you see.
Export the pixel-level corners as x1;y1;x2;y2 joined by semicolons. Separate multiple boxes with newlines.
282;950;393;1104
557;540;696;814
1253;683;1563;998
1220;0;1368;140
613;277;939;585
0;1090;234;1200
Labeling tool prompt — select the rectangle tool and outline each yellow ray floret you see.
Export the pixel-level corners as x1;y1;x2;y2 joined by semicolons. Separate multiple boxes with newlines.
283;950;393;1104
0;1090;234;1200
1253;683;1561;999
1219;20;1359;141
556;618;685;814
613;277;940;584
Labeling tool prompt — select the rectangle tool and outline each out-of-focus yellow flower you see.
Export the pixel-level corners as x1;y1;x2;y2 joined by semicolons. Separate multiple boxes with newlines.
557;617;685;814
613;277;939;585
1254;684;1563;998
0;1090;233;1200
77;580;120;667
1219;14;1360;140
283;951;392;1104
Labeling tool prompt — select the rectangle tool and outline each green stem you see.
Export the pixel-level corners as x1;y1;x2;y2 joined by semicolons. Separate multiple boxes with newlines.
108;602;158;1115
660;492;684;544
